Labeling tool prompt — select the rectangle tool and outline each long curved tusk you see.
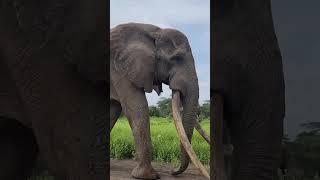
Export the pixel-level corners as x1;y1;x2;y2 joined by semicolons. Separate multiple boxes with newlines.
195;120;210;144
172;91;210;179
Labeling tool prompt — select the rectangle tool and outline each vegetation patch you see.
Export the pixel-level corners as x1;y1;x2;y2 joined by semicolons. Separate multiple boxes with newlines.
110;117;210;165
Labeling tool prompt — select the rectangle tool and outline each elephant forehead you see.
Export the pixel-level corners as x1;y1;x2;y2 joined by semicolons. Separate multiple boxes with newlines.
126;42;154;54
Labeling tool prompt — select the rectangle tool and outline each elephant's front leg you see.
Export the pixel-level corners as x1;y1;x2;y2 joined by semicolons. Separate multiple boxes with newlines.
115;82;159;179
127;103;159;179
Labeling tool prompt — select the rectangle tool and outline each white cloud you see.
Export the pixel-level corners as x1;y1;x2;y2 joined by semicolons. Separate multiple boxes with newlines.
111;0;210;28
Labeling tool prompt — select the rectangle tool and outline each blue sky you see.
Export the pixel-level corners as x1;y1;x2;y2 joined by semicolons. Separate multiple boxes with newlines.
111;0;210;106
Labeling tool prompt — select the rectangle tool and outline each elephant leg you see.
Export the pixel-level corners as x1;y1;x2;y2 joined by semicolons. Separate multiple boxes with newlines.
110;99;122;130
0;116;39;180
231;111;283;180
114;80;159;179
212;93;228;180
30;113;108;180
127;104;159;179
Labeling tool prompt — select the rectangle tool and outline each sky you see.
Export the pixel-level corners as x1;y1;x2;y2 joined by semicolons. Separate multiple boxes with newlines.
110;0;210;106
271;0;320;139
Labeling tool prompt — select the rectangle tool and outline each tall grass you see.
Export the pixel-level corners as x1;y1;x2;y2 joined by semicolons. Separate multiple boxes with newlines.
110;117;210;165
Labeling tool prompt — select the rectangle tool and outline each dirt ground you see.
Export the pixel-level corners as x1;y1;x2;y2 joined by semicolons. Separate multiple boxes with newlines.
110;159;209;180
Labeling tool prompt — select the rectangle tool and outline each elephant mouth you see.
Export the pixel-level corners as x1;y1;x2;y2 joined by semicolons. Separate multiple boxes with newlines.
171;90;210;179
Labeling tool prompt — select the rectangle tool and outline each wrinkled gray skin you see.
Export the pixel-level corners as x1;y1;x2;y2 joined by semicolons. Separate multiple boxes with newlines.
213;0;285;180
110;23;199;179
0;0;107;179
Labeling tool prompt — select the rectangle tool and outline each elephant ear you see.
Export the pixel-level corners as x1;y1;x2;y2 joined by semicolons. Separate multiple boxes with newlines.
111;26;157;93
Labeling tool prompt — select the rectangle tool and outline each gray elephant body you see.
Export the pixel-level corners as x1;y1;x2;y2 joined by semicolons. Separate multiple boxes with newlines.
0;0;108;179
213;0;285;180
110;23;201;179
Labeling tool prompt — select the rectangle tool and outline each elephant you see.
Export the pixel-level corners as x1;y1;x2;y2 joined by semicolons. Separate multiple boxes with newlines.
212;0;286;180
0;0;108;179
110;23;209;179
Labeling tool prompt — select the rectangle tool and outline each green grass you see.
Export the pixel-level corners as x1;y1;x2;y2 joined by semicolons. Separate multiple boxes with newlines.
110;117;210;165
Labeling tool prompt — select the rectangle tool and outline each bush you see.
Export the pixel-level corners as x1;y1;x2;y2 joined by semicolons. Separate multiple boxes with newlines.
149;106;161;117
199;100;210;121
157;97;172;118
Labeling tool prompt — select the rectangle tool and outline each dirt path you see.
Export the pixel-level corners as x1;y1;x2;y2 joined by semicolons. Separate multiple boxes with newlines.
110;159;209;180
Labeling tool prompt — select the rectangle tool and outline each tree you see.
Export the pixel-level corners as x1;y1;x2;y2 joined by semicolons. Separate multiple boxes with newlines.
149;106;160;117
289;123;320;177
199;100;210;121
157;97;172;117
301;122;320;131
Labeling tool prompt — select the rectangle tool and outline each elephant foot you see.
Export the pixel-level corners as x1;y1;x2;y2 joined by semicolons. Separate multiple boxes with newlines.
131;164;160;180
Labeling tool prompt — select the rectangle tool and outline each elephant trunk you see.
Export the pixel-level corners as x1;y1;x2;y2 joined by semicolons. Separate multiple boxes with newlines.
170;81;209;178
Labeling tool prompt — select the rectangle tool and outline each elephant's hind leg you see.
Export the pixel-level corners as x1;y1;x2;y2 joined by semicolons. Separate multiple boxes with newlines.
110;99;122;130
0;116;39;180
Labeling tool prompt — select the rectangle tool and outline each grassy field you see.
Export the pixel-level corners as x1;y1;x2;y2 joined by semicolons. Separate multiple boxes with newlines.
110;117;210;165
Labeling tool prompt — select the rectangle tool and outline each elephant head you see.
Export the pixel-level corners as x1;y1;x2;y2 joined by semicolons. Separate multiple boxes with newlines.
111;23;208;177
